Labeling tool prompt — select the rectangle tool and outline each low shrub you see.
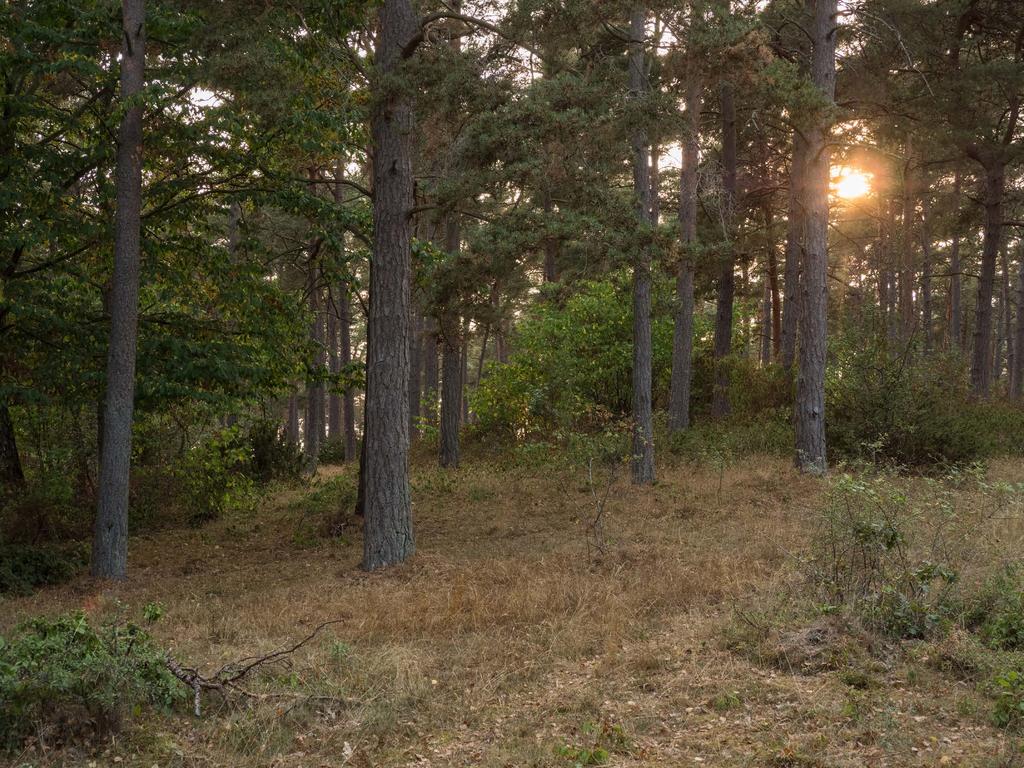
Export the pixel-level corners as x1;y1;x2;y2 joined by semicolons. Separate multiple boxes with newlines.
993;669;1024;729
810;474;958;639
966;565;1024;651
0;543;87;595
0;612;182;750
247;418;303;483
827;343;983;468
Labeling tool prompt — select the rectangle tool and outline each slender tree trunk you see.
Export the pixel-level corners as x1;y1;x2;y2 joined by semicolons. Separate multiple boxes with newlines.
362;0;416;570
920;191;934;354
970;161;1005;398
422;314;439;422
711;82;737;419
93;0;145;580
780;134;807;371
899;138;916;344
629;6;654;484
760;281;772;366
328;300;341;439
650;144;660;223
286;392;300;445
440;217;461;468
460;315;469;425
339;280;357;461
950;172;963;351
0;402;24;490
668;75;701;432
765;204;782;359
994;245;1011;385
408;311;421;438
439;315;461;468
305;262;324;471
794;0;836;474
1012;247;1024;400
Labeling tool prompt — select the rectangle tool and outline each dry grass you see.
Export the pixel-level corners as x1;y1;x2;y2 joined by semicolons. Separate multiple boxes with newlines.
3;453;1024;767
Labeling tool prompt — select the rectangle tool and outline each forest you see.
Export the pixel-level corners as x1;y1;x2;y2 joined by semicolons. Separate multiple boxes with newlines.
3;0;1024;764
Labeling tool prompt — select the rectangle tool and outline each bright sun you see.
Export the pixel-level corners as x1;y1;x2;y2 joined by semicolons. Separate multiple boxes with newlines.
832;168;873;200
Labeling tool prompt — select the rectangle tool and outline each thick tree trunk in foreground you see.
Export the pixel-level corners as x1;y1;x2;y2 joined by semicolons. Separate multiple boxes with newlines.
362;0;416;570
711;83;737;419
794;0;836;475
969;161;1004;398
93;0;145;580
780;134;807;371
629;6;654;484
668;76;701;433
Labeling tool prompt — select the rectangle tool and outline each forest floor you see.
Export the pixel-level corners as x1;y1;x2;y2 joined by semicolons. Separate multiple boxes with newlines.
4;451;1024;767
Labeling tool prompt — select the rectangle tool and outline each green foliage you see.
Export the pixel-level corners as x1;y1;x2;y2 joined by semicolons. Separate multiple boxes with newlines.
472;276;680;438
828;339;983;468
176;426;259;525
967;566;1024;651
993;670;1024;729
0;612;182;750
812;475;958;639
555;720;629;767
0;543;87;596
247;419;303;484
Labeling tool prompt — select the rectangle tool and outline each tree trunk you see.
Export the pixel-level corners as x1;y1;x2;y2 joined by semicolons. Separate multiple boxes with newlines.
794;0;836;475
460;315;470;425
93;0;145;580
650;143;660;223
328;299;341;439
969;161;1004;398
919;191;934;354
711;82;737;419
765;204;782;359
0;402;24;490
422;314;439;422
949;172;963;351
439;315;461;468
362;0;416;570
1012;247;1024;400
305;263;324;471
760;281;772;366
408;310;421;438
629;6;654;484
286;392;299;445
899;138;916;344
668;75;701;433
994;245;1011;385
780;134;807;371
339;280;357;461
439;217;461;468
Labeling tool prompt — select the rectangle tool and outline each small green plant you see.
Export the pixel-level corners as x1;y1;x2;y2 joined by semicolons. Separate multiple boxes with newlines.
711;690;743;711
993;670;1024;729
967;565;1024;650
555;720;628;766
0;612;182;749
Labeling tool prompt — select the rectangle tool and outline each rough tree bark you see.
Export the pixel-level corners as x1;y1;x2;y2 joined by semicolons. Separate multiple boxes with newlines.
969;160;1005;398
362;0;416;570
93;0;145;580
668;75;701;432
794;0;836;474
711;82;737;419
629;5;655;484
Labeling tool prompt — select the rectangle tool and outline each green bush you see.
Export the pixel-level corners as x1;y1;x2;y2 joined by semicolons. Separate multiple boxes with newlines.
177;426;259;525
471;275;689;438
967;565;1024;651
0;543;87;595
828;340;983;468
247;418;302;483
811;475;958;639
0;612;182;749
993;669;1024;729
